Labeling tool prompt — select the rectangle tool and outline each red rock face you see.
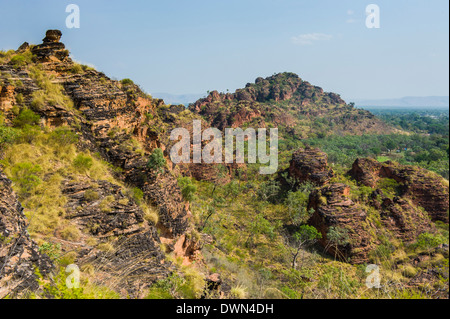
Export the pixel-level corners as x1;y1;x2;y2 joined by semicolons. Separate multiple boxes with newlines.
1;31;202;272
377;194;434;243
289;147;334;186
349;158;449;223
0;85;15;112
0;171;52;298
307;183;374;264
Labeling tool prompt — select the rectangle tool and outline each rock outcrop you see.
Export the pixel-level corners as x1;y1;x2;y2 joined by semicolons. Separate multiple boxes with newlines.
1;30;203;297
288;147;334;186
31;30;69;62
370;190;434;243
0;171;52;298
308;183;374;264
349;158;449;223
0;85;15;112
189;72;394;136
61;178;170;298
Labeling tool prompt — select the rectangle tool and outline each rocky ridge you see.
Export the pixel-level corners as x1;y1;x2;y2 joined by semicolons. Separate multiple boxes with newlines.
1;30;204;297
0;171;52;298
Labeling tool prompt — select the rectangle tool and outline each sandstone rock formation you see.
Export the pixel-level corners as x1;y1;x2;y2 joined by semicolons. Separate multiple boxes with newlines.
0;171;52;298
308;183;374;264
31;29;69;62
349;158;449;223
1;30;203;297
189;72;394;136
61;178;170;298
371;190;434;243
288;146;334;186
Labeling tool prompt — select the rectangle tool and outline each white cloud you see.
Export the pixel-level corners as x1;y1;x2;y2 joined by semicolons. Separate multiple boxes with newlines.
346;18;357;24
291;33;332;45
347;10;354;15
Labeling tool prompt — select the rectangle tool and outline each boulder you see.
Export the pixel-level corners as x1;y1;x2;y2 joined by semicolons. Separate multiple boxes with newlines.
288;146;334;186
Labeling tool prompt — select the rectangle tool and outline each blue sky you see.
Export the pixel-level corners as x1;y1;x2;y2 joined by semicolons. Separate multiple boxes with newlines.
0;0;448;101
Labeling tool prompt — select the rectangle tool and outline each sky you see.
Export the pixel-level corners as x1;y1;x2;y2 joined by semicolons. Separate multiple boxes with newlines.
0;0;448;101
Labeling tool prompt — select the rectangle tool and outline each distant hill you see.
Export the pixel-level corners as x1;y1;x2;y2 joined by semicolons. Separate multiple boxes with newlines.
353;96;449;109
152;92;204;105
188;72;395;137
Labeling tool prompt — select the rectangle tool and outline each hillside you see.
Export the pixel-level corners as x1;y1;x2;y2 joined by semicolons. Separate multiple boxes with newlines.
189;72;397;138
1;30;448;299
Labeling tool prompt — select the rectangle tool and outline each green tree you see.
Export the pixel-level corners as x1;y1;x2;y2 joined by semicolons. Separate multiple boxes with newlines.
147;148;166;176
285;190;314;225
289;225;322;269
326;226;350;260
246;213;276;247
257;180;281;203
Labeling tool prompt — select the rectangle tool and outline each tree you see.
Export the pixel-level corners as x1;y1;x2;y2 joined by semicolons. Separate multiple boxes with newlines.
414;232;445;256
205;164;227;197
200;205;216;231
147;148;166;176
289;225;322;269
178;177;197;202
257;180;281;203
224;180;240;200
246;214;275;247
384;139;396;153
325;226;350;260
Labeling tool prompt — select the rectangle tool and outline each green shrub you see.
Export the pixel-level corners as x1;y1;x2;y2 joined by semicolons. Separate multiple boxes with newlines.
120;78;134;86
12;108;40;128
147;148;166;175
129;187;144;204
37;267;85;299
0;125;17;145
178;177;197;202
70;64;83;74
413;232;445;252
73;154;93;173
257;180;281;202
84;189;100;201
10;54;26;67
38;242;61;260
15;93;24;104
50;126;79;146
16;125;41;144
378;178;400;197
10;162;42;194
